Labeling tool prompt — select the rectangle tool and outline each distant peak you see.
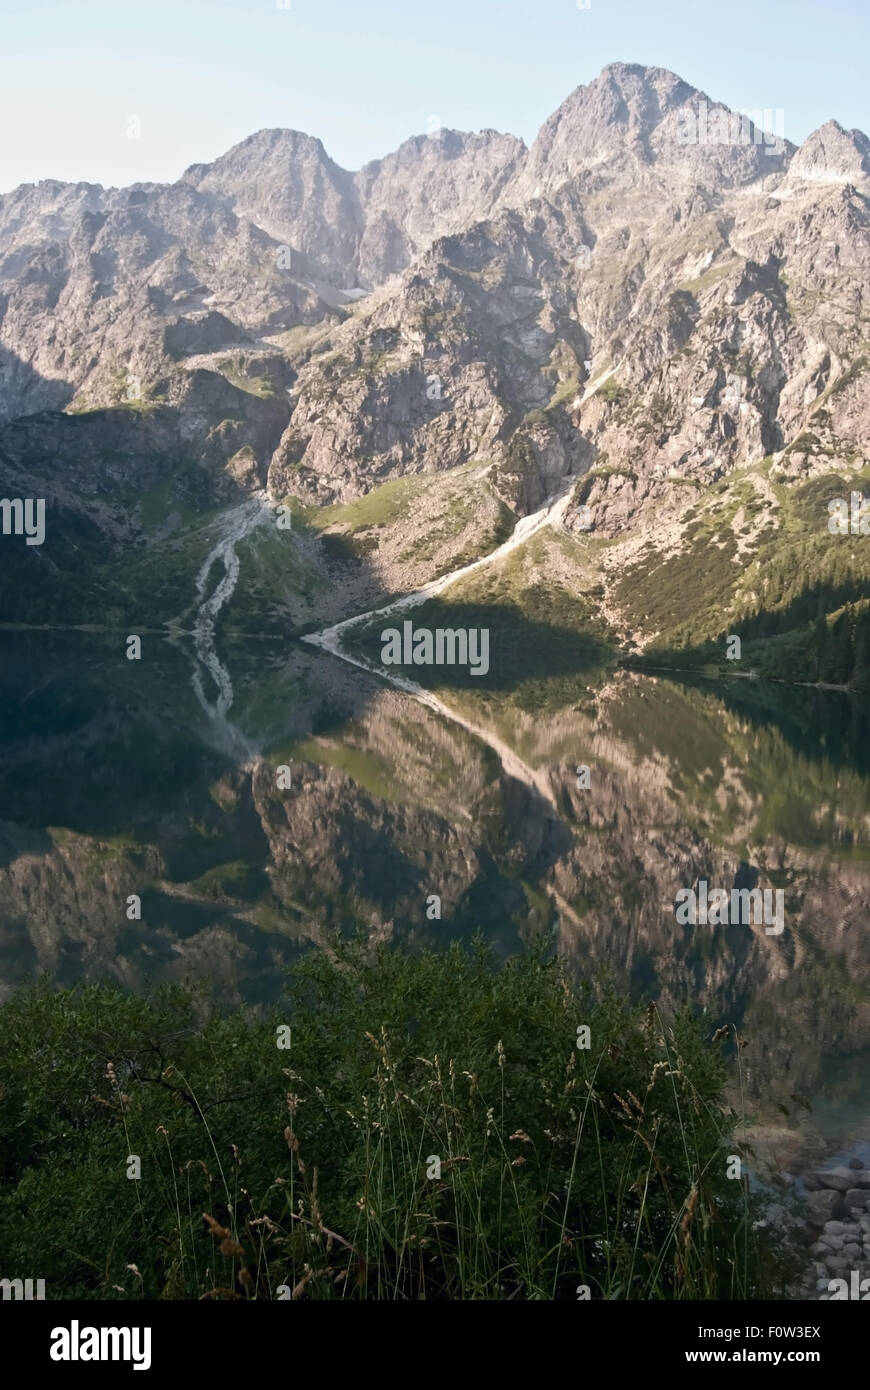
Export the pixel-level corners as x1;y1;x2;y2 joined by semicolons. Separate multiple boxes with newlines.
232;127;325;151
183;128;337;185
591;60;698;96
596;60;685;81
788;119;870;186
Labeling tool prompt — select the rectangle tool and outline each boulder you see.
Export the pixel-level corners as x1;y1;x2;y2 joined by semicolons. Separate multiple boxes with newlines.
805;1189;839;1221
814;1166;854;1192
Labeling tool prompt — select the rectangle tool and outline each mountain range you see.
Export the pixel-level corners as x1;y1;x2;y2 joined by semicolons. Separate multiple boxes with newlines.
1;60;869;684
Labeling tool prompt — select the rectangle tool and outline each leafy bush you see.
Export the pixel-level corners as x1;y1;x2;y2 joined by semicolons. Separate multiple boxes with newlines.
0;937;786;1300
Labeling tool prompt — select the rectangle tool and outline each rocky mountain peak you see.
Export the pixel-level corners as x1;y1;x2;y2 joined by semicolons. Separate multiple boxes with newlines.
786;119;870;190
187;126;341;181
503;61;793;205
352;127;526;285
183;127;358;281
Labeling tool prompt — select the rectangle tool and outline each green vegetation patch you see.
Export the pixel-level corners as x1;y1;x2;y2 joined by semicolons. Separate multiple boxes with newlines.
0;938;788;1300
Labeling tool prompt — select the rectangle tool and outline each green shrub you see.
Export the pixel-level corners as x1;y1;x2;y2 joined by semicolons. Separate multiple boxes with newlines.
0;938;785;1300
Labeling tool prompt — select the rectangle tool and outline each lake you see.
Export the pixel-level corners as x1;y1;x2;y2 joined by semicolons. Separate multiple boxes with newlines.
1;626;869;1167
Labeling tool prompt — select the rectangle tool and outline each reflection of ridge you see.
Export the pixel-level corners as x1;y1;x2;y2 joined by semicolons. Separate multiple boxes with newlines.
304;627;559;812
188;495;269;759
301;476;587;811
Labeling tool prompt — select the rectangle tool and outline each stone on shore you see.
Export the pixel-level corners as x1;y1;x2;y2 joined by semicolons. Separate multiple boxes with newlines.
813;1166;854;1192
805;1189;839;1220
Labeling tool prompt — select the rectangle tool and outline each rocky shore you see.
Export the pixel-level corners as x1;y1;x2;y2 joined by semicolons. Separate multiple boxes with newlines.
796;1146;870;1299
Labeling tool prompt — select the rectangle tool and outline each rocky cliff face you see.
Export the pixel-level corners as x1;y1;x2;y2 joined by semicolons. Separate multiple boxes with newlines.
268;209;592;508
0;61;868;645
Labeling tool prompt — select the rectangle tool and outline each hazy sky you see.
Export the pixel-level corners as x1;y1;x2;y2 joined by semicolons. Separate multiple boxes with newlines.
0;0;866;193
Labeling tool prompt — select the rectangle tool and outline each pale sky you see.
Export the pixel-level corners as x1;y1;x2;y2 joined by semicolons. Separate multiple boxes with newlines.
0;0;867;193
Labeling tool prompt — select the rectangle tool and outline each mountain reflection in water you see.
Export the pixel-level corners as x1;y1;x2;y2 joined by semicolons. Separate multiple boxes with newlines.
1;629;869;1159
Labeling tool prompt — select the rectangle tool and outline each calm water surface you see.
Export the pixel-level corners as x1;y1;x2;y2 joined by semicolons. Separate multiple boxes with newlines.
1;628;869;1160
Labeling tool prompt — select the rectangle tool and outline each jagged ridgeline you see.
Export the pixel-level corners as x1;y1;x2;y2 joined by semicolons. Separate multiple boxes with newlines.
1;62;869;684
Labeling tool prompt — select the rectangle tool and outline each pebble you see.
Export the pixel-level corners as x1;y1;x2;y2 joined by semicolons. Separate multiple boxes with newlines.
826;1255;848;1270
849;1158;865;1170
824;1221;846;1235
